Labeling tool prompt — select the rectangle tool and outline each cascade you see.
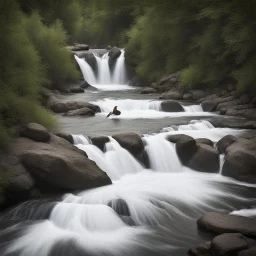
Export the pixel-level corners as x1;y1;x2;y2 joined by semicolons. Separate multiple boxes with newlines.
112;50;127;84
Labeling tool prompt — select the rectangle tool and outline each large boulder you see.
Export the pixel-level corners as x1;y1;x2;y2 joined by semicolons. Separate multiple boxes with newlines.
81;51;97;72
176;139;219;172
225;107;256;119
112;132;145;164
160;100;184;112
216;99;240;111
91;136;110;151
187;242;212;256
190;90;206;100
54;132;74;144
70;43;89;51
216;135;237;154
140;87;157;94
20;123;50;142
211;233;256;256
222;138;256;183
195;138;214;147
201;101;218;112
183;93;193;101
167;134;194;144
197;212;256;236
159;91;182;100
64;107;95;117
108;47;121;71
10;135;112;190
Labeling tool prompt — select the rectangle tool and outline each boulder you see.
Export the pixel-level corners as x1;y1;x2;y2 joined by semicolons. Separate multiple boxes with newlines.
217;99;240;111
112;132;144;164
183;93;193;101
69;87;84;93
0;150;35;208
222;138;256;183
140;87;157;94
82;51;97;71
20;123;50;142
91;136;110;151
201;101;218;112
10;136;111;190
197;212;256;236
64;107;95;117
216;135;237;154
187;242;212;256
191;90;206;100
159;91;182;100
195;138;214;147
54;132;74;144
176;139;219;173
70;43;89;51
240;94;251;104
167;134;194;143
79;81;91;89
108;46;121;60
160;100;184;112
225;108;256;119
211;233;256;256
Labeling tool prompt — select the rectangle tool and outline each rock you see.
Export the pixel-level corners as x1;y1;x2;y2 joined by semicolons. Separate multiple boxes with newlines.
11;136;112;190
106;45;112;50
238;246;256;256
159;91;182;100
176;140;219;173
240;94;251;104
197;212;256;236
222;138;256;183
140;87;157;94
108;46;121;60
201;101;218;112
220;108;227;115
160;100;184;112
195;138;214;147
221;90;228;96
108;198;130;216
211;233;256;256
216;135;237;154
167;134;194;143
91;136;110;151
70;43;89;51
20;123;50;142
53;90;60;94
225;108;256;119
252;96;256;104
217;99;240;111
112;132;144;164
191;90;206;100
0;150;35;208
69;87;84;93
245;121;256;129
54;132;74;144
79;81;91;89
187;242;212;256
183;93;193;101
64;107;95;117
83;52;97;71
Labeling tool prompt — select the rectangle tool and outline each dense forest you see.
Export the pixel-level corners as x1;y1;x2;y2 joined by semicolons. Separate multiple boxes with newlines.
0;0;256;147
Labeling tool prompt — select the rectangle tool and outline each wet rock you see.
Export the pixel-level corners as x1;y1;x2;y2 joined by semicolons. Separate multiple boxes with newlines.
167;134;194;143
54;132;74;144
201;101;218;112
160;100;184;112
69;87;84;93
187;241;212;256
211;233;256;256
216;135;237;154
159;91;182;100
225;108;256;119
183;93;193;101
197;212;256;236
216;99;240;111
79;81;91;89
20;123;50;142
70;43;89;51
108;46;121;59
11;136;111;190
91;136;110;151
108;198;130;216
222;137;256;183
195;138;214;147
190;90;206;100
140;87;157;94
64;107;95;117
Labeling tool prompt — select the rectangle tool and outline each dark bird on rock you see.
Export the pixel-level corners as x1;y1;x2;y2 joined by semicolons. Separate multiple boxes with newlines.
106;106;121;118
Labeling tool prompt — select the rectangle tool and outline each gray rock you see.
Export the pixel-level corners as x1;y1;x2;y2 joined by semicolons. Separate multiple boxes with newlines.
159;91;182;100
20;123;50;142
108;46;121;60
91;136;110;151
54;132;74;144
197;212;256;236
191;90;206;100
183;93;193;101
64;107;95;117
201;101;218;112
240;94;251;104
217;99;240;111
216;135;237;154
70;44;89;51
195;138;214;147
187;241;212;256
11;136;111;190
167;134;194;143
140;87;157;94
69;87;84;93
160;100;184;112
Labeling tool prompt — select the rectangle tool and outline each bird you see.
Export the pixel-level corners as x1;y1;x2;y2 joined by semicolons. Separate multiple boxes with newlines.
106;106;121;118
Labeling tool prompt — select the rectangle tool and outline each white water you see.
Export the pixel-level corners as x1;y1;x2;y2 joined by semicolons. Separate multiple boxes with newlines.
75;49;131;91
91;99;214;119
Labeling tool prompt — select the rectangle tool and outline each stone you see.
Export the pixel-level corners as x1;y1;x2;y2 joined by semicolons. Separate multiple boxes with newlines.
108;46;121;60
195;138;214;147
20;123;50;142
201;101;218;112
91;136;110;151
167;134;194;143
197;212;256;236
54;132;74;144
216;135;237;154
69;87;84;93
159;91;182;100
240;94;251;104
191;90;206;100
79;81;91;89
187;242;212;256
216;99;240;111
70;43;89;51
10;136;112;190
183;93;193;101
140;87;157;94
160;100;184;112
64;107;95;117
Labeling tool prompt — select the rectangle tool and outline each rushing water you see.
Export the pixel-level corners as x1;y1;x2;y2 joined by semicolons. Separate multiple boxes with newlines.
1;50;255;256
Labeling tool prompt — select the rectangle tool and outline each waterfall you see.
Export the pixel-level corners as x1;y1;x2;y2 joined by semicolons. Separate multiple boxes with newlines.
182;104;203;112
95;53;112;84
74;55;97;85
112;50;127;84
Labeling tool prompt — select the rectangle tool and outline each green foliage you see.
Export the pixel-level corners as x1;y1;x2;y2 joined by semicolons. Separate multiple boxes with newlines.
180;66;202;89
